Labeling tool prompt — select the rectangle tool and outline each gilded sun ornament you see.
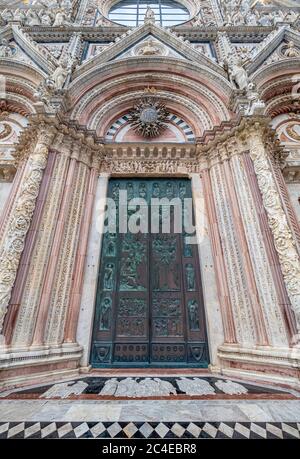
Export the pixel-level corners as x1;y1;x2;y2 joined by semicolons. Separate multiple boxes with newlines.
128;91;170;139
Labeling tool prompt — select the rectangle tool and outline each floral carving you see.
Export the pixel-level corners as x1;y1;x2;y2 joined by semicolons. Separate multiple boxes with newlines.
0;128;55;335
249;131;300;332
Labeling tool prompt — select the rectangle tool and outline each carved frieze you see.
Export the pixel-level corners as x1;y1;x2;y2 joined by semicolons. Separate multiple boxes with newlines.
99;159;201;175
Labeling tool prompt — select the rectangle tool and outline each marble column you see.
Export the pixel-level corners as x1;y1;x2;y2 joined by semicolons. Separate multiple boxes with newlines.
0;125;55;343
76;173;110;368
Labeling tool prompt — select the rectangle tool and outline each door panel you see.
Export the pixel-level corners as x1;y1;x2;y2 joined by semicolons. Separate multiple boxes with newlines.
90;178;209;367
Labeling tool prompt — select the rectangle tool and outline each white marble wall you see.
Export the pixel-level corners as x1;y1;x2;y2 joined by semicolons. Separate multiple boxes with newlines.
76;173;109;367
0;182;12;217
287;183;300;222
190;174;224;367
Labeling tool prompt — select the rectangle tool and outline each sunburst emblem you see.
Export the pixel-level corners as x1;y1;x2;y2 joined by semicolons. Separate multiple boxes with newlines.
128;89;170;138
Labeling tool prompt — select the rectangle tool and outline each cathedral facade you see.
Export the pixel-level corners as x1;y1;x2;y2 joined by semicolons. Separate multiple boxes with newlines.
0;0;300;391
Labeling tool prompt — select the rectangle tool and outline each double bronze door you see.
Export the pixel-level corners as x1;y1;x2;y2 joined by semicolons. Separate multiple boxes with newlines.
90;178;209;367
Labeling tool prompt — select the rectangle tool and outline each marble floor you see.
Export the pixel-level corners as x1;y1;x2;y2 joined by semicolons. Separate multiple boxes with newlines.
1;374;300;438
1;399;300;422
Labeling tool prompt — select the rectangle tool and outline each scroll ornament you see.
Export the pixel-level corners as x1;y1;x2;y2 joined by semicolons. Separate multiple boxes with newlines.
0;130;54;336
249;134;300;332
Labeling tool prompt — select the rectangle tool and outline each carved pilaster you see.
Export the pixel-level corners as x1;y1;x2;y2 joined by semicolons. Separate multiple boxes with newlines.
0;126;55;338
228;143;288;346
12;137;71;347
209;157;257;346
248;125;300;334
45;159;89;344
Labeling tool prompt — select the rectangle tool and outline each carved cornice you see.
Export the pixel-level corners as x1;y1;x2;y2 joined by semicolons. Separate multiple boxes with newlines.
13;115;104;168
196;115;287;168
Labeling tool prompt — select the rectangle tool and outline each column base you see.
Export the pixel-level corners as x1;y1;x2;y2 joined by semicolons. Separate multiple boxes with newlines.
217;343;300;390
0;343;82;391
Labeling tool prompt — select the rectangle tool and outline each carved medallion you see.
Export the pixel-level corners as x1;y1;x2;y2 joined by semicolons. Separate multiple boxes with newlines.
128;90;169;138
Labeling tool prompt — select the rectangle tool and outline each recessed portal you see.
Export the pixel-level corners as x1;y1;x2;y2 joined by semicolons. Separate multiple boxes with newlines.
90;178;209;367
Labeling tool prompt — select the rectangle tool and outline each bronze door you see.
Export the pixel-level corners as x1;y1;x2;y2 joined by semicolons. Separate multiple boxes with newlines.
90;178;209;367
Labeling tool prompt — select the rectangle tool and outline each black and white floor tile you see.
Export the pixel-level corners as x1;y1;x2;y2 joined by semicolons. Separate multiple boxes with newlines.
0;421;299;439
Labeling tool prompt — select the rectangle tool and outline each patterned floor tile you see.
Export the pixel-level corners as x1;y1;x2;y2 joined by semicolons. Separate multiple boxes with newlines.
107;422;122;437
123;422;138;438
139;422;154;438
154;422;169;438
89;422;106;438
0;421;299;439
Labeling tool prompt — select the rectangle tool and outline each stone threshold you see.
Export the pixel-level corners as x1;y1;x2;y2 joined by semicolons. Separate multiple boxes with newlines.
3;393;298;401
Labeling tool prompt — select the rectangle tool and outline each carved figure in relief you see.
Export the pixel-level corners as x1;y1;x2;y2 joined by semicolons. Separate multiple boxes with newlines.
245;82;265;115
120;234;146;291
152;237;179;290
144;6;156;24
227;58;249;91
26;10;41;26
0;39;16;58
112;183;119;200
99;297;112;331
99;378;119;395
153;378;177;395
104;377;177;397
40;13;53;26
215;379;248;395
154;318;168;336
176;377;215;395
105;233;117;257
40;381;88;399
188;299;200;330
170;319;181;336
183;236;193;257
50;60;70;89
186;263;196;291
283;41;300;58
139;182;147;199
53;10;69;27
179;182;186;199
126;182;134;201
114;377;139;397
138;39;161;56
103;263;114;290
152;182;160;198
166;181;173;199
